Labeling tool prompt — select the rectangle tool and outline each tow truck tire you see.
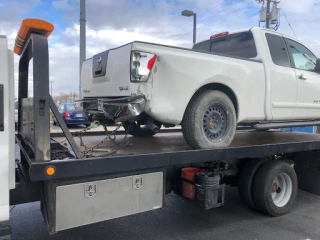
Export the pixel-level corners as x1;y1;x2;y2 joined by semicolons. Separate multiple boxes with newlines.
252;161;298;216
122;121;159;137
238;158;268;209
182;90;236;149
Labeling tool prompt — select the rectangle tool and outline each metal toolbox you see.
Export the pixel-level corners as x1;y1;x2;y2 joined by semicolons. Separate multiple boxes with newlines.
42;171;164;233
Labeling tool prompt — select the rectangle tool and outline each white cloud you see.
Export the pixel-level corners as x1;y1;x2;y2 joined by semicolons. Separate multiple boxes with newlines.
280;0;319;14
1;0;320;97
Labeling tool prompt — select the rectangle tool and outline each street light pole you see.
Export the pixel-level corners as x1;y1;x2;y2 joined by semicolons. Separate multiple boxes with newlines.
193;13;197;44
50;80;54;96
181;10;197;44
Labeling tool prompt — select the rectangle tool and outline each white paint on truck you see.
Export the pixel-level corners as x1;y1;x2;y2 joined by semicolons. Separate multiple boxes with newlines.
0;36;15;222
81;27;320;148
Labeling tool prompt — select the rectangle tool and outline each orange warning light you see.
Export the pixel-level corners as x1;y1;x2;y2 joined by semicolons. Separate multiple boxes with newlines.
46;166;56;176
14;18;54;55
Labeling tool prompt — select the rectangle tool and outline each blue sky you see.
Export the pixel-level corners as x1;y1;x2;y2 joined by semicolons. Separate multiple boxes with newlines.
0;0;320;95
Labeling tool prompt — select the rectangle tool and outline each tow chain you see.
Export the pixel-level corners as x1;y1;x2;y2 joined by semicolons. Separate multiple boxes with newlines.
75;120;131;158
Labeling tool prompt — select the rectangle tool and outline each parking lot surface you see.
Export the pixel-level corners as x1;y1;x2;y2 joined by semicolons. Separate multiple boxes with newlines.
10;187;320;240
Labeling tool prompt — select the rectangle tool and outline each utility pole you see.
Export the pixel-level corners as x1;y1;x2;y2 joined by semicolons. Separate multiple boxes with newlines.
266;0;271;29
79;0;86;100
257;0;280;30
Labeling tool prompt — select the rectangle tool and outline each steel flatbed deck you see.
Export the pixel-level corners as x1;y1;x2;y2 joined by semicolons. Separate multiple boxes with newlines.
19;130;320;182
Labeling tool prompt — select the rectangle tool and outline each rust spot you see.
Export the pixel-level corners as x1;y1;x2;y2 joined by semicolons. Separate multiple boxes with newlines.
272;182;278;193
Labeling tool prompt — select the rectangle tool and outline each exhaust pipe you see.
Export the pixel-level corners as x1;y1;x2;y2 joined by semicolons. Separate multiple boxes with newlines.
147;119;160;133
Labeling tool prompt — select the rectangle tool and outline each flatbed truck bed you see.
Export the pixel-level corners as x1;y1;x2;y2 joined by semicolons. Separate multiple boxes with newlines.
57;130;320;155
21;130;320;182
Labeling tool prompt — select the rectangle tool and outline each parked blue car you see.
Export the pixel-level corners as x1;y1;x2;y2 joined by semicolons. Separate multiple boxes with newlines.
53;103;91;127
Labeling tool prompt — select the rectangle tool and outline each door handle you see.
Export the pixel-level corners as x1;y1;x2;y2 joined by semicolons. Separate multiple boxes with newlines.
298;74;307;80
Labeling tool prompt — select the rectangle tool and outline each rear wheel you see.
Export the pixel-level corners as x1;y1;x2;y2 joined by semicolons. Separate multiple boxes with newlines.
182;90;236;149
122;121;160;137
238;158;268;209
252;161;297;216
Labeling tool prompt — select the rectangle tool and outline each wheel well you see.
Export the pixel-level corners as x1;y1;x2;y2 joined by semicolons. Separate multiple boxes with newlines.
193;83;239;119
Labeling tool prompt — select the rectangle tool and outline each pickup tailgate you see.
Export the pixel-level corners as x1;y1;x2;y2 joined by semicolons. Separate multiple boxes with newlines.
81;43;132;98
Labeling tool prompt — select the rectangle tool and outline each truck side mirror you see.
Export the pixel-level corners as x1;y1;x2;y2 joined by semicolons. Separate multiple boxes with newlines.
316;58;320;73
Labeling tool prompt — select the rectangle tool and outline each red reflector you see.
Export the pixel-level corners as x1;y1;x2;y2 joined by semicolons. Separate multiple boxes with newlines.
147;55;157;71
64;112;70;118
210;32;229;39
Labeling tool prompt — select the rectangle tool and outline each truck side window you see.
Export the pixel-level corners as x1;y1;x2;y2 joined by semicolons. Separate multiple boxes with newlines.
285;38;316;72
226;32;257;58
266;33;291;67
210;39;226;54
193;31;257;59
192;40;210;52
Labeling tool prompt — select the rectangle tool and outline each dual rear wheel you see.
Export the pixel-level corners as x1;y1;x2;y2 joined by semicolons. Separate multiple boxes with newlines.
238;159;298;216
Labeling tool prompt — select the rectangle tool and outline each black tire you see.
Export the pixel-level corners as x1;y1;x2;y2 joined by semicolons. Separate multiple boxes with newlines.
238;158;268;209
252;161;298;216
256;129;270;132
122;121;160;137
182;90;237;149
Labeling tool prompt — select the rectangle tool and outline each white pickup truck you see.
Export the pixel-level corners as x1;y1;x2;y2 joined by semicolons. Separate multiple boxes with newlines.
81;27;320;149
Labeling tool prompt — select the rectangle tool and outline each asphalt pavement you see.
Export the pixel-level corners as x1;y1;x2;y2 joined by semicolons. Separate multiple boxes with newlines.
10;187;320;240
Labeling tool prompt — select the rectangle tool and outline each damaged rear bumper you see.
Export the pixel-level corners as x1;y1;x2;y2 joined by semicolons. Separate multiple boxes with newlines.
82;95;146;122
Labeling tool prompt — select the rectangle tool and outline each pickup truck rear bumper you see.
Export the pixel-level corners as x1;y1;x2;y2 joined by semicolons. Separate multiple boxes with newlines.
83;95;146;122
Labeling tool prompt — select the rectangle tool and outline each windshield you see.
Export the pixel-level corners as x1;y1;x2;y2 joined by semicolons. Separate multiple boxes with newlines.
65;104;75;111
286;39;317;71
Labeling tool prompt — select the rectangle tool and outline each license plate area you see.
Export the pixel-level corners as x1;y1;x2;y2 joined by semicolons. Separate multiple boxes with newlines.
76;113;83;117
97;99;104;111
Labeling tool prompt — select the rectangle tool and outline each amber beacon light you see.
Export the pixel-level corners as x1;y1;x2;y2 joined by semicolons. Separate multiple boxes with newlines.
14;18;54;55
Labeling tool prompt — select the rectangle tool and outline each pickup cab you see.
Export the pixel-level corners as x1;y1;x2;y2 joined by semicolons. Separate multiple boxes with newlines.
81;27;320;149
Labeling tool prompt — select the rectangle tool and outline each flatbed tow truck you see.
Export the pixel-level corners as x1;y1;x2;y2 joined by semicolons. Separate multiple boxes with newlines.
2;20;320;239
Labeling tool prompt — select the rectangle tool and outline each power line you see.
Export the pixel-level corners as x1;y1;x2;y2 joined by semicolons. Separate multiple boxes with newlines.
151;20;192;42
197;1;229;19
196;0;248;26
152;2;224;42
167;1;252;43
281;8;298;39
198;0;253;30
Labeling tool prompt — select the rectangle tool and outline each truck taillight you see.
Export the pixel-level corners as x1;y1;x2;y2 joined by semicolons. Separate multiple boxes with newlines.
147;55;157;71
131;51;157;82
64;112;70;119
